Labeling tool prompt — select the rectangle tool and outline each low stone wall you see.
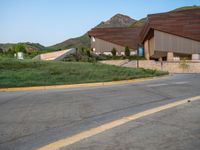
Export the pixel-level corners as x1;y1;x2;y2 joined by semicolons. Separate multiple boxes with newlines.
139;60;200;73
100;60;129;66
100;60;200;73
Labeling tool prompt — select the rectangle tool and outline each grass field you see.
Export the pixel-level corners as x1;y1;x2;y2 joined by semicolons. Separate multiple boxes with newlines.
0;58;168;88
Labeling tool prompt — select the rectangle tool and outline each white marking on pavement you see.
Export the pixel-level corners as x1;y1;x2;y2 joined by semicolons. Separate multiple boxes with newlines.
146;83;168;87
173;81;189;85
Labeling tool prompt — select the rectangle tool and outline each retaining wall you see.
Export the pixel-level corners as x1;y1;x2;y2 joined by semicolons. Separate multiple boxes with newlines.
100;60;200;73
139;60;200;73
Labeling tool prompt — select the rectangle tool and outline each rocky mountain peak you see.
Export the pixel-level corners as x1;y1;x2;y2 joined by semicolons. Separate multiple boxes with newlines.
98;14;136;28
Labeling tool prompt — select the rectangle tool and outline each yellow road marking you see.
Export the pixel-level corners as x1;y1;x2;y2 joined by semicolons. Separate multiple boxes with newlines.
0;76;166;92
37;95;200;150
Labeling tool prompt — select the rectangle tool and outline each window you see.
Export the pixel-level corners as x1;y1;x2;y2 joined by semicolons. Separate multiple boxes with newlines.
130;49;135;56
92;37;95;42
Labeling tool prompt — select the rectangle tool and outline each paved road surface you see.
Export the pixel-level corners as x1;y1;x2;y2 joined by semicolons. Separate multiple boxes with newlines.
0;74;199;150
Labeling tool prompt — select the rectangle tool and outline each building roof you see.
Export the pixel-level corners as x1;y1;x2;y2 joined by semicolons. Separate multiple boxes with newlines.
88;27;143;49
140;8;200;42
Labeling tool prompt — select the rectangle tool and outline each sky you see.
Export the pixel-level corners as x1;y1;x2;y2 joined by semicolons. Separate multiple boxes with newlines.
0;0;200;46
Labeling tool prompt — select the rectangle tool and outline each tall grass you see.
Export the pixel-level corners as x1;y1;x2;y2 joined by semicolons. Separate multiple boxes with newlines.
0;58;167;88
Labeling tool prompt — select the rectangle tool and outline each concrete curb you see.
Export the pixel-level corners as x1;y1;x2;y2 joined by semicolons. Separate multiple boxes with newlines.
0;76;167;92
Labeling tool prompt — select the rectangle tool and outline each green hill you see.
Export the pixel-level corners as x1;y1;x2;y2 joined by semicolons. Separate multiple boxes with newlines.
131;18;147;27
49;34;91;50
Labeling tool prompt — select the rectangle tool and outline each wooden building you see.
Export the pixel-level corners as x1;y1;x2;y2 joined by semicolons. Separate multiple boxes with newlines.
140;8;200;61
88;27;142;56
88;8;200;61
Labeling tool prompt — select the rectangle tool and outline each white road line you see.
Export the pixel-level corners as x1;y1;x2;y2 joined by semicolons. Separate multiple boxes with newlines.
173;81;189;85
146;83;168;87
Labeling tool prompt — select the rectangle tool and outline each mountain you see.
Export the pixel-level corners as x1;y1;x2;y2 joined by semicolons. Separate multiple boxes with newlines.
0;42;46;52
49;14;136;50
96;14;136;28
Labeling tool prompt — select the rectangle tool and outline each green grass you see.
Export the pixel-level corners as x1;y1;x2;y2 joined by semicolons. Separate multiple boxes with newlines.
0;58;168;88
131;18;146;27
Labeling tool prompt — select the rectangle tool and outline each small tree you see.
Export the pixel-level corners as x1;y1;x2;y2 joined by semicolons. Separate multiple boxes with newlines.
75;48;80;61
111;48;117;57
81;47;85;53
125;46;130;57
86;49;91;57
14;44;26;53
0;48;3;54
179;58;189;71
7;48;15;55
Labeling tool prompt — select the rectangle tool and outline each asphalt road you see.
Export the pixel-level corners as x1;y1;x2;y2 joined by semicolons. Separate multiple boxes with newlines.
0;74;200;150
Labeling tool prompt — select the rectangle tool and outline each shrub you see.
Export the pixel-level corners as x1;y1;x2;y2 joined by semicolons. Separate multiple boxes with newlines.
111;48;117;56
179;58;189;71
0;48;3;53
14;44;27;53
81;47;85;53
86;49;91;57
125;46;130;57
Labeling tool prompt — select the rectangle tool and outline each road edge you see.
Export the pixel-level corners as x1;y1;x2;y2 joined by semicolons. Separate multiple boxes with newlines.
0;75;168;92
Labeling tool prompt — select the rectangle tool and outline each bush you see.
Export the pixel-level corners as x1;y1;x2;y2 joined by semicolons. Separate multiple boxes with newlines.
0;48;3;54
86;49;91;57
14;44;26;53
125;46;130;57
179;58;189;70
111;48;117;56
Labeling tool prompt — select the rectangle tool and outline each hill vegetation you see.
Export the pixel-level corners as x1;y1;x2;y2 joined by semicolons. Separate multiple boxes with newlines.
131;18;147;27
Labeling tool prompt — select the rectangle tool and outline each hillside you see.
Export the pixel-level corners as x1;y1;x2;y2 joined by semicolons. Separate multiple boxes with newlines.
49;14;136;50
131;18;147;27
0;42;47;52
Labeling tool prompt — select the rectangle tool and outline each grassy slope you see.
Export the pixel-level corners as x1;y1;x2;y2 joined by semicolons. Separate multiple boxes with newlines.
50;34;90;50
131;18;146;27
0;58;167;88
